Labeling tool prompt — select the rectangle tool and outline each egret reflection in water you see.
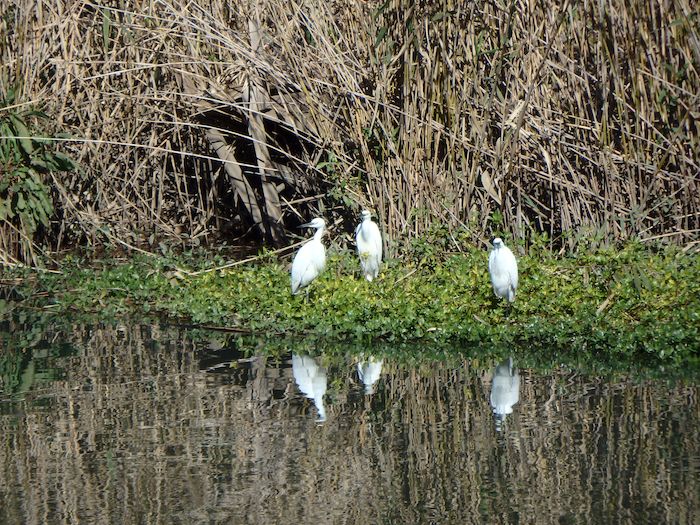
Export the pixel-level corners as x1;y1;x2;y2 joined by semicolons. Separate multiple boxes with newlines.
357;357;384;394
489;357;520;431
292;354;327;422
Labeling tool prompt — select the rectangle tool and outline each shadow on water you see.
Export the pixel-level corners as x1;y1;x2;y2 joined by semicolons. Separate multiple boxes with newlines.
0;317;698;524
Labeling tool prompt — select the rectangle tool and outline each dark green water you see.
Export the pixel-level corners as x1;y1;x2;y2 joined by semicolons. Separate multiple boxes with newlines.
0;320;698;524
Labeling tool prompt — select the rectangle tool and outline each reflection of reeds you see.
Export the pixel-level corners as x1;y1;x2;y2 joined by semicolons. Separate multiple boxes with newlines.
1;324;698;523
0;0;697;260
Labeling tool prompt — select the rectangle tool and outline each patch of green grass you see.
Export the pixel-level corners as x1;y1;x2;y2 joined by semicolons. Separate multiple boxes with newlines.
5;243;699;368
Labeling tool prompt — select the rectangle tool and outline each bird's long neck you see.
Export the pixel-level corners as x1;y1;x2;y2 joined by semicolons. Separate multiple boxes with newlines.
313;226;325;242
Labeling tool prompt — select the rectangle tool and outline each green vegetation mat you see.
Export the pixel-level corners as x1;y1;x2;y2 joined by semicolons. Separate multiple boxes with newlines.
3;243;698;371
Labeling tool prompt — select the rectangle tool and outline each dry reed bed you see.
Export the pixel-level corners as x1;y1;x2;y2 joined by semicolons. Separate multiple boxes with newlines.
0;0;698;261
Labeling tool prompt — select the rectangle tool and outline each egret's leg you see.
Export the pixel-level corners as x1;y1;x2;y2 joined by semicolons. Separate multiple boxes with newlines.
504;299;515;316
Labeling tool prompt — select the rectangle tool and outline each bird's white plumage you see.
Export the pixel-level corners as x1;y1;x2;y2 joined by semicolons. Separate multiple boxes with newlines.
291;217;326;295
355;210;382;281
357;357;384;395
488;237;518;302
292;354;327;422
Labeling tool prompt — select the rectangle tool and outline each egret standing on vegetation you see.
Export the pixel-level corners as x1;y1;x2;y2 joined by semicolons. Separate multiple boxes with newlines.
291;217;327;295
488;237;518;302
355;210;382;281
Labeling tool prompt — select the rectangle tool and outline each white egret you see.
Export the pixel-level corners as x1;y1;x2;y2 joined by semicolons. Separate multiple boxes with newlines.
488;237;518;302
357;357;384;395
291;217;326;295
355;210;382;281
292;354;327;422
489;357;520;431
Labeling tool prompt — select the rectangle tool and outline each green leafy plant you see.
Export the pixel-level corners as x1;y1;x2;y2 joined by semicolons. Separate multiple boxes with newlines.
8;241;698;369
0;86;76;263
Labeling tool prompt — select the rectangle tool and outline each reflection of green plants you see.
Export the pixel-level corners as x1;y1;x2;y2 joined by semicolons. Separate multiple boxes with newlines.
0;309;67;395
0;86;76;261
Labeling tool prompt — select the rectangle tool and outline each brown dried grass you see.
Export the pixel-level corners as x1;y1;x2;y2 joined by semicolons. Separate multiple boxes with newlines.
1;0;698;262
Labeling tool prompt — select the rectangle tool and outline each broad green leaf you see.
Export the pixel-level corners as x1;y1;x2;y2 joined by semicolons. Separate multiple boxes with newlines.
53;152;76;171
102;8;112;53
34;197;50;227
0;122;19;159
31;157;51;170
38;190;54;216
4;86;15;105
375;26;388;47
26;110;49;119
9;115;34;155
20;209;36;233
24;173;38;190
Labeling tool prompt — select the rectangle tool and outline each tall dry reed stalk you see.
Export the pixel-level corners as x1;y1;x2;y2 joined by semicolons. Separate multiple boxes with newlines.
0;0;698;263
